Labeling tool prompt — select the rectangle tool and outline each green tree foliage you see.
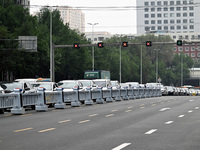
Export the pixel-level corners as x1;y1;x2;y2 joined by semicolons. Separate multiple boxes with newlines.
0;1;194;85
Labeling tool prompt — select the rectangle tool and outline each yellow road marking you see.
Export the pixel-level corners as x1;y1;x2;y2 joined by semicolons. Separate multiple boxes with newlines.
4;114;12;117
79;120;90;124
89;114;98;117
21;114;32;116
14;128;33;132
106;114;114;117
0;140;2;143
38;128;56;133
58;120;71;123
52;110;61;112
125;110;132;112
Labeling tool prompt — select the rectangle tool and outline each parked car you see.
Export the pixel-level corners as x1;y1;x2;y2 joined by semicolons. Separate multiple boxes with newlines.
78;80;97;91
160;85;167;96
0;81;36;94
165;86;174;95
57;80;83;91
93;79;111;90
111;80;120;89
125;82;140;89
15;78;38;85
32;82;58;92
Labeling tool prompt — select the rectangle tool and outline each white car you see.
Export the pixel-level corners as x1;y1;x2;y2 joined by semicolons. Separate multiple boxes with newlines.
93;79;111;90
57;80;83;91
32;82;58;92
78;80;97;91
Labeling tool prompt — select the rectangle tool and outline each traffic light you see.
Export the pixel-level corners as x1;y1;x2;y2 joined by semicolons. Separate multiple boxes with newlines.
177;40;182;46
146;41;152;47
122;42;128;47
98;42;104;48
74;43;80;48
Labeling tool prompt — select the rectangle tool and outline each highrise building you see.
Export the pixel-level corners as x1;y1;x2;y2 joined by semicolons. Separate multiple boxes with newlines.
57;6;85;33
136;0;200;34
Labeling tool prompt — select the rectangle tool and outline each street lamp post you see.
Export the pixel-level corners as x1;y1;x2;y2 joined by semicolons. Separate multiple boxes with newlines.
87;23;99;71
154;49;159;83
140;45;143;84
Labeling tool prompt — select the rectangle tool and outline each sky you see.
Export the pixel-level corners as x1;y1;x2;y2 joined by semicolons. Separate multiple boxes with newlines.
30;0;137;34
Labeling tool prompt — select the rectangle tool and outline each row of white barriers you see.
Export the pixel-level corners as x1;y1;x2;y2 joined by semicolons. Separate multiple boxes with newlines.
0;87;162;114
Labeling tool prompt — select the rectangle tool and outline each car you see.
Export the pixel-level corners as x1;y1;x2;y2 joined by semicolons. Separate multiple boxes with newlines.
78;80;97;91
57;80;83;91
165;86;174;95
32;82;58;92
93;79;111;90
160;85;167;96
0;81;36;94
125;82;140;89
111;80;120;90
15;78;38;85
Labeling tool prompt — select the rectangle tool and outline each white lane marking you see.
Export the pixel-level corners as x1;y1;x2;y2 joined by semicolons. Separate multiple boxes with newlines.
189;100;194;102
125;110;132;112
188;110;193;113
127;106;133;109
38;128;56;133
140;107;145;109
145;129;157;135
106;114;114;117
111;110;118;112
58;120;71;123
178;115;185;118
79;120;90;124
0;140;2;143
89;114;98;117
140;104;145;106
165;121;174;125
112;143;131;150
195;107;199;110
159;108;171;112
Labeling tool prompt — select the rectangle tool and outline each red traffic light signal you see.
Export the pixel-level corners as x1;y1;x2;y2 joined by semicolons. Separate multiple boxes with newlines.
122;42;128;47
146;41;152;47
98;42;104;48
74;43;80;48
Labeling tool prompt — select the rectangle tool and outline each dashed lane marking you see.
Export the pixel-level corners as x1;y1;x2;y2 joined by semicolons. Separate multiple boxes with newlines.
140;107;145;109
151;104;156;106
178;115;185;118
159;108;171;112
106;114;114;117
21;114;32;116
145;129;157;135
58;120;71;123
125;110;132;112
38;128;56;133
165;121;174;125
188;110;193;113
112;143;131;150
127;106;133;109
0;140;2;143
189;100;194;102
111;110;118;112
195;107;199;110
14;128;33;133
79;120;90;124
89;114;98;117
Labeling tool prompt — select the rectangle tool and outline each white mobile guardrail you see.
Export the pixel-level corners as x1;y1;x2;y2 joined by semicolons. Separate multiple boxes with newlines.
0;87;161;115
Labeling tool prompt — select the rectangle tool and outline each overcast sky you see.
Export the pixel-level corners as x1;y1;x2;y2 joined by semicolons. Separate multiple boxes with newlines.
30;0;137;34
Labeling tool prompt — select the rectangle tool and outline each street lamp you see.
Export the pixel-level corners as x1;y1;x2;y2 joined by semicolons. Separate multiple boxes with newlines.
87;23;99;71
154;49;159;83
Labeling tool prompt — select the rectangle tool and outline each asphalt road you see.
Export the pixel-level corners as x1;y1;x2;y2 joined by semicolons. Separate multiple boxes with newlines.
0;96;200;150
